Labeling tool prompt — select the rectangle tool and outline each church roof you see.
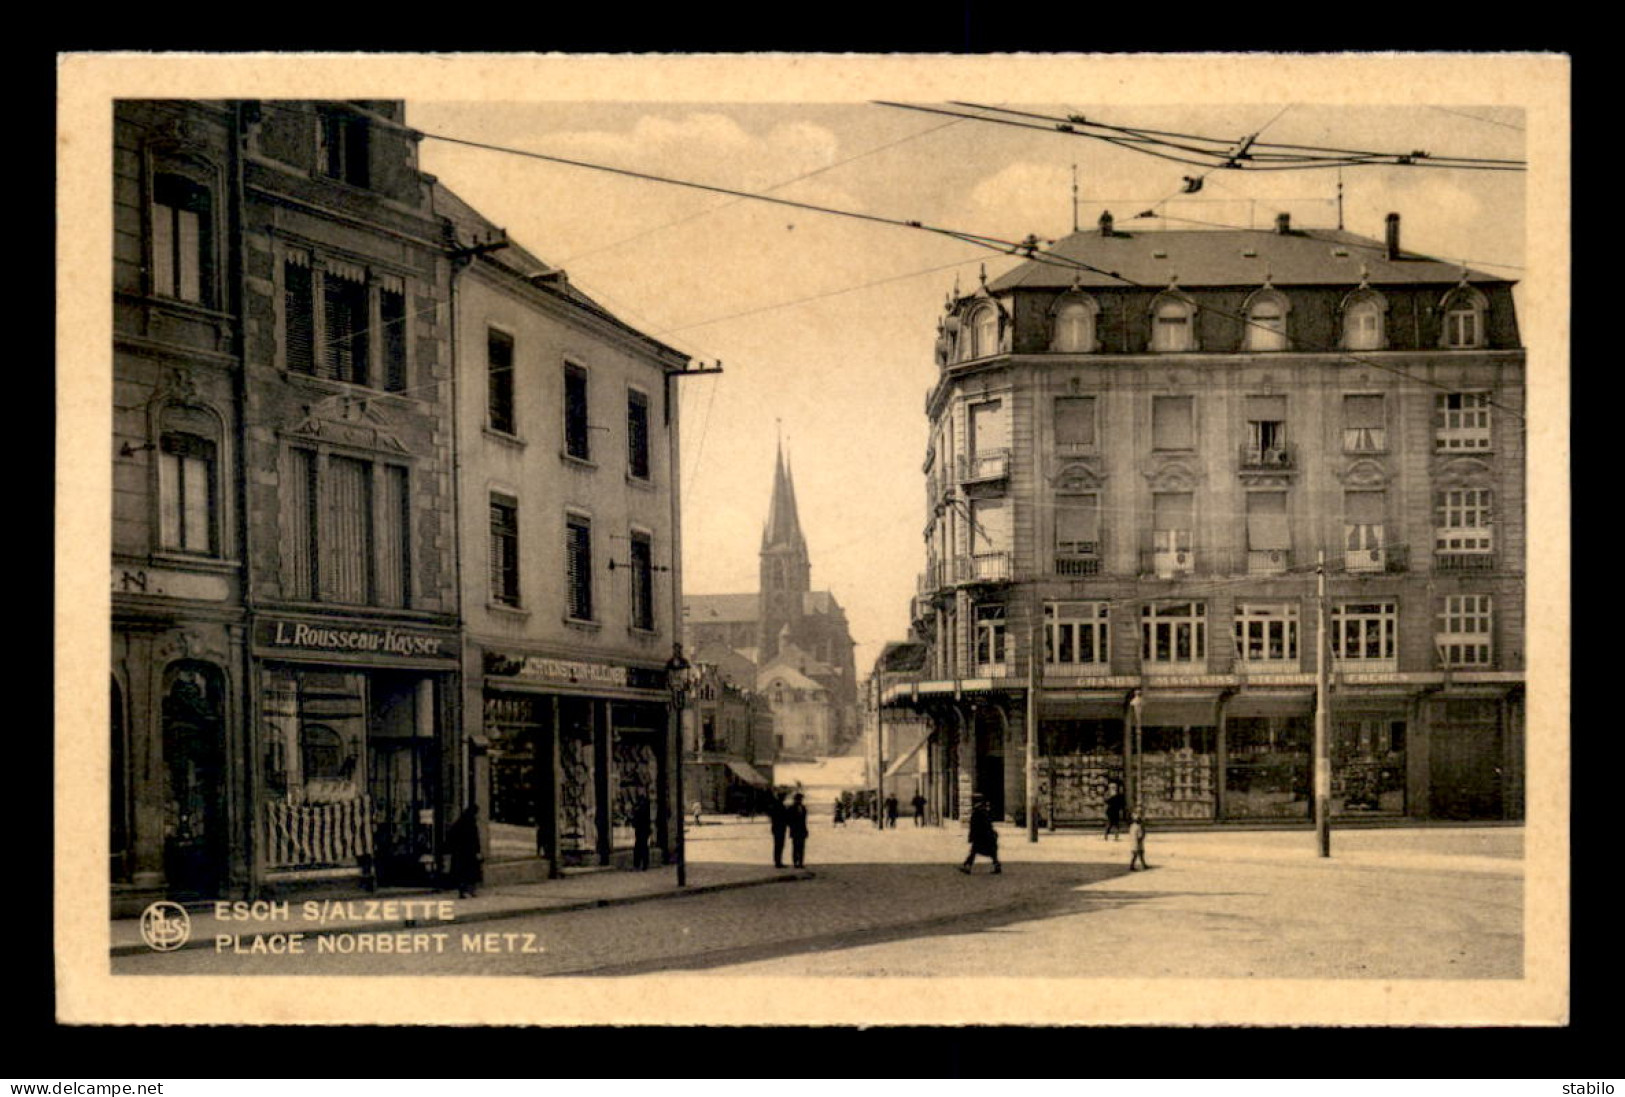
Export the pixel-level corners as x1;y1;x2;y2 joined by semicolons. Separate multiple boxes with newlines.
684;593;761;624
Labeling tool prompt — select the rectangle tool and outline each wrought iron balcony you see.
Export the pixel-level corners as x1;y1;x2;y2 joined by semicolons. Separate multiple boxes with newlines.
1247;549;1291;575
954;551;1012;584
1054;543;1102;577
1239;443;1295;471
958;448;1010;483
1435;551;1495;572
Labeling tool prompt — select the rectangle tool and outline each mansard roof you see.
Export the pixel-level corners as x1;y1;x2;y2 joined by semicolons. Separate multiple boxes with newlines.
987;226;1511;293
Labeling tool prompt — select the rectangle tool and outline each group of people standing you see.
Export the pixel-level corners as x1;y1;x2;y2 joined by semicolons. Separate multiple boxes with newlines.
766;790;810;869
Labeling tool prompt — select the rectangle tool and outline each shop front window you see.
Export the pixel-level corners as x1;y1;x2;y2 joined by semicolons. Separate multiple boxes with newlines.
1331;718;1407;815
1223;716;1311;820
1137;724;1215;820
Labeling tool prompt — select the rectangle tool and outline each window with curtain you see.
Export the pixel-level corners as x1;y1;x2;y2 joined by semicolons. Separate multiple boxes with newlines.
158;432;216;555
1245;395;1288;461
1052;300;1096;352
487;328;516;435
1151;297;1195;352
1343;395;1386;452
1153;492;1194;553
283;255;316;375
1244;292;1289;351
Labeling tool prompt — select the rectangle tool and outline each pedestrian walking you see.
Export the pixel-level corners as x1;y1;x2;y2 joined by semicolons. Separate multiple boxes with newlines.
1128;811;1150;871
832;797;846;827
691;799;704;828
958;795;1002;874
884;793;899;829
768;790;789;868
1104;783;1127;841
448;803;483;898
911;792;927;826
787;792;810;869
631;791;652;871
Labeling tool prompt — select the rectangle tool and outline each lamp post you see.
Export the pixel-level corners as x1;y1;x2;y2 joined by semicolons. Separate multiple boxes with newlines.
666;644;693;887
1128;689;1144;818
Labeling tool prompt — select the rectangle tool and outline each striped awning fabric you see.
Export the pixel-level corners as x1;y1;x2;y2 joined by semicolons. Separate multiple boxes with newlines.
263;796;373;868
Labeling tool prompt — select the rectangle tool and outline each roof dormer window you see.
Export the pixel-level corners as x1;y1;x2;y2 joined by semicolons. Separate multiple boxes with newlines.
1150;294;1197;353
1441;286;1488;349
1050;296;1099;353
1243;288;1290;352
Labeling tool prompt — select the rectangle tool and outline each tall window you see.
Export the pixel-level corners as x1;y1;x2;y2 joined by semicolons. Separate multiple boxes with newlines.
1142;602;1206;666
380;285;407;393
487;329;516;435
969;307;1000;359
1344;490;1387;572
1436;594;1493;667
1435;392;1492;451
150;174;212;305
317;107;370;188
1055;494;1099;555
284;256;316;375
627;390;651;480
489;495;520;607
629;532;655;631
284;450;409;607
1233;603;1299;665
1152;395;1194;450
158;433;216;554
1243;291;1289;351
1435;488;1494;554
1151;296;1196;352
1343;296;1385;350
565;514;594;621
1051;300;1096;352
1245;395;1288;463
564;364;591;460
1331;601;1398;664
1245;491;1290;572
323;267;369;384
968;498;1009;580
1152;491;1194;574
974;603;1007;670
1046;601;1109;667
967;398;1008;479
1343;394;1386;452
1054;396;1096;452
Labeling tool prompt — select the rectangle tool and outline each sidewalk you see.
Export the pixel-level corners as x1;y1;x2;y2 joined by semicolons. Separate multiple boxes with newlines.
112;861;812;957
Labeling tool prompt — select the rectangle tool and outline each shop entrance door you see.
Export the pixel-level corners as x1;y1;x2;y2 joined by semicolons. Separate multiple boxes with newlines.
1431;714;1503;819
369;674;440;885
162;662;226;898
974;708;1005;818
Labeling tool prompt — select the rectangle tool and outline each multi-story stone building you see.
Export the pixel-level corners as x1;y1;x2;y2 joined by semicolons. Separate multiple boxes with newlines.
439;184;691;879
111;99;693;908
885;210;1525;827
685;663;776;814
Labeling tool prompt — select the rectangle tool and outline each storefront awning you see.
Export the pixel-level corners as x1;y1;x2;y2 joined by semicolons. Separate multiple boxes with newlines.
1137;690;1220;727
725;761;771;788
1043;691;1130;720
1224;689;1314;719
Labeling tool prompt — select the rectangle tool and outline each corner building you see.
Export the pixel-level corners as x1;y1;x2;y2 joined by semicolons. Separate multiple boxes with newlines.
887;211;1524;826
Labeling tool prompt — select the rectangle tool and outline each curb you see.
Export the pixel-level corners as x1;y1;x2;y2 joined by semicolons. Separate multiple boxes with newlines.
112;869;815;958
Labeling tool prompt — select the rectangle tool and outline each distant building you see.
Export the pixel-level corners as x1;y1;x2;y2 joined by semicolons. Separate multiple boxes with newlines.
686;663;775;814
865;642;933;809
684;445;860;756
883;210;1524;827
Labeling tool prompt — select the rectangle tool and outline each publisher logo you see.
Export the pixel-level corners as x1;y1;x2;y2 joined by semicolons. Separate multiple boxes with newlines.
140;901;191;951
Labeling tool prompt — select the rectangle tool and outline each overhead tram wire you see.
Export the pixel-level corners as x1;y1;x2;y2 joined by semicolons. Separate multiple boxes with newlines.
412;121;1523;421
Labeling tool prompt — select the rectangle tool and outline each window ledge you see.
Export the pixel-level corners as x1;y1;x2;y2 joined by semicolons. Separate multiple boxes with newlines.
563;617;602;632
280;371;418;405
627;625;661;639
560;452;598;471
487;601;530;620
625;474;656;490
148;552;241;574
483;427;527;449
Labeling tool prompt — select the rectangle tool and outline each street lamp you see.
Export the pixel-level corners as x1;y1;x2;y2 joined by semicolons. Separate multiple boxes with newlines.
1128;689;1144;818
666;643;696;887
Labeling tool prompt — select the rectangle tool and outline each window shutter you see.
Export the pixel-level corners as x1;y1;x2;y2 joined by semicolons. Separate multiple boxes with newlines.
1346;490;1385;525
377;466;409;608
286;450;316;598
327;456;371;603
1245;395;1287;422
1246;492;1291;550
1152;396;1194;449
1344;394;1384;428
284;260;315;373
1054;396;1095;446
1153;491;1193;531
381;287;407;393
1056;495;1099;549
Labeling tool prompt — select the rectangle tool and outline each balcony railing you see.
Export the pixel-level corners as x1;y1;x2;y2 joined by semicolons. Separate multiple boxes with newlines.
1055;552;1102;577
1239;443;1295;471
1344;547;1386;574
1435;552;1495;572
958;448;1010;482
1151;548;1194;578
1247;549;1291;575
955;551;1012;584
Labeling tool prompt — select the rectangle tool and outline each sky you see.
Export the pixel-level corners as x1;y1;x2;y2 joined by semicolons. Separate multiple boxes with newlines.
408;97;1528;679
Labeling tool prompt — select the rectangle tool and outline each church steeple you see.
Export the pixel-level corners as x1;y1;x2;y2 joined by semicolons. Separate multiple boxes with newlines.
759;439;811;663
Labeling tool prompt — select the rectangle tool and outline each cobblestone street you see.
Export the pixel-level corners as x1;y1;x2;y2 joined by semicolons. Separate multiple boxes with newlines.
112;821;1522;980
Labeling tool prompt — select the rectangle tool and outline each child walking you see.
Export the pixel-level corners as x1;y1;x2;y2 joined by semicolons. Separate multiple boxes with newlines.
1128;810;1150;871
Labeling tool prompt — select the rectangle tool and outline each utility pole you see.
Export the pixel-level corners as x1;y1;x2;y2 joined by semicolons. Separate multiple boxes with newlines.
1315;549;1331;857
875;689;885;830
1026;623;1040;842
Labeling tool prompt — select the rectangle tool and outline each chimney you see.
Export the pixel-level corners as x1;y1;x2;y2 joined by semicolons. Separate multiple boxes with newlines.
1275;212;1291;235
1385;212;1401;260
1098;210;1114;238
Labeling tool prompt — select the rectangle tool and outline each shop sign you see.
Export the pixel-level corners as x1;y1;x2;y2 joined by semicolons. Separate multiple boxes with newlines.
1141;674;1235;688
485;651;629;687
257;618;452;659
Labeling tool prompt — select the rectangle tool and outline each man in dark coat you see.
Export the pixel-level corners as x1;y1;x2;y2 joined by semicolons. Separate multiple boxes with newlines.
912;792;927;826
448;804;483;897
787;792;810;868
884;793;899;829
768;790;789;868
631;792;652;871
959;795;1001;875
1104;783;1128;841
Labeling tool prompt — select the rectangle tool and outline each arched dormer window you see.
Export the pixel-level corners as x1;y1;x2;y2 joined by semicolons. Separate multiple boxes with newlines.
1149;293;1197;353
1440;285;1488;349
1340;288;1388;351
964;304;1001;360
1049;295;1100;353
1242;288;1291;352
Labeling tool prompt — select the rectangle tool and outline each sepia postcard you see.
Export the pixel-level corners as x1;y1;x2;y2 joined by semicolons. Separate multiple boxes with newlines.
56;51;1570;1026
